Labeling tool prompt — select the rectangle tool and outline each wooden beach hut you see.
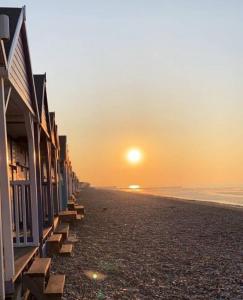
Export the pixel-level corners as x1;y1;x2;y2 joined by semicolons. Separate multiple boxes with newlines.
0;7;81;299
59;135;69;209
0;7;41;296
49;112;61;215
34;74;55;245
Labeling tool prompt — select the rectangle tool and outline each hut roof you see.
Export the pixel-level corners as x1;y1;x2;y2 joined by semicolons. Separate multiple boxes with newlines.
0;7;22;59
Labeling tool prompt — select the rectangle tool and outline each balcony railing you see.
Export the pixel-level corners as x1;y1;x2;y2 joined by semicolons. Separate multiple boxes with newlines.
10;180;33;246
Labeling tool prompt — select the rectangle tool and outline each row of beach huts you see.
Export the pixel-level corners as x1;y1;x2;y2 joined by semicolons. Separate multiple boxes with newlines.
0;6;86;299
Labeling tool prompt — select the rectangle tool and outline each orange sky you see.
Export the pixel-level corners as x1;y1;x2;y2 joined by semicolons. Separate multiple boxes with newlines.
18;0;243;187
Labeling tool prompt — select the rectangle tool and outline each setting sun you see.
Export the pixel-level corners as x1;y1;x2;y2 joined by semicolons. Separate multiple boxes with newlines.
126;148;143;164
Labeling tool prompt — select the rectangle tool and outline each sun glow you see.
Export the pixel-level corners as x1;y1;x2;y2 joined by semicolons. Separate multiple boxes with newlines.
126;148;142;164
129;184;141;190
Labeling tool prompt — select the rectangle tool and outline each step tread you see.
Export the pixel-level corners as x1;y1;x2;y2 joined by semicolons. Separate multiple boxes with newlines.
47;234;62;243
67;201;75;205
76;214;84;220
54;223;69;233
74;205;84;209
59;210;77;216
59;244;73;255
26;258;51;277
45;274;65;295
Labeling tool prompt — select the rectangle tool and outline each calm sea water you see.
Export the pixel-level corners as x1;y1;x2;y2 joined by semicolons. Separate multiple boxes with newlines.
114;186;243;207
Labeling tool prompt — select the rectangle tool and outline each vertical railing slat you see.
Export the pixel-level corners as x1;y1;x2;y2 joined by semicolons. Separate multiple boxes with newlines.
14;185;20;246
11;180;31;246
22;185;27;244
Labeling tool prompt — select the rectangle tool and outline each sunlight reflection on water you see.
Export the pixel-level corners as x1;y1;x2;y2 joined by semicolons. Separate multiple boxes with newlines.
118;186;243;207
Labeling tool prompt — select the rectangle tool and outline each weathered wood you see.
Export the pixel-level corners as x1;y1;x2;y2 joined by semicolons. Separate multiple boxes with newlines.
74;205;85;215
59;244;73;257
46;140;54;223
44;274;65;299
0;195;4;299
67;201;75;210
25;112;40;246
58;210;77;223
76;214;84;221
14;246;38;282
54;223;69;240
23;273;48;300
0;77;15;286
34;123;44;249
25;258;51;277
46;234;62;256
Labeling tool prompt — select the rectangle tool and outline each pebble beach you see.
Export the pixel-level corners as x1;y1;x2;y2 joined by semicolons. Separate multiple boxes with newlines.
52;188;243;300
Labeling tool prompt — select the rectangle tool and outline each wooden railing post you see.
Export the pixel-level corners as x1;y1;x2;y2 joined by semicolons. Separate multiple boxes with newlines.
53;150;59;214
24;112;39;246
34;124;43;246
46;141;54;223
0;196;5;300
0;77;15;290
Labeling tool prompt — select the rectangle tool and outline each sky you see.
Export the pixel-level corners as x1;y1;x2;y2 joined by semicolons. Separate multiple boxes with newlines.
3;0;243;187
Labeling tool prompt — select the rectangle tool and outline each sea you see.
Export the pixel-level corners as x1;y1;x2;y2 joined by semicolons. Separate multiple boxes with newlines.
110;186;243;207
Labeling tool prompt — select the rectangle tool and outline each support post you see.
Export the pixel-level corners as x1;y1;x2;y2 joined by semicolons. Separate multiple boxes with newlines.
53;150;59;214
0;77;15;290
34;124;43;249
25;112;39;246
46;141;54;223
0;196;5;300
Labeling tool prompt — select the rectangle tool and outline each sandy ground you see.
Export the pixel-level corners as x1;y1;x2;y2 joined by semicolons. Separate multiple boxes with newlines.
52;188;243;300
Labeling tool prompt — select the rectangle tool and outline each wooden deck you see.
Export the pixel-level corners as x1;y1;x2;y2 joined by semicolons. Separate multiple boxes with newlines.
14;246;38;282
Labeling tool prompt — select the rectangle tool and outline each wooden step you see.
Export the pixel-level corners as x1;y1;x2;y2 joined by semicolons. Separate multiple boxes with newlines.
58;210;77;222
44;274;65;300
22;289;30;300
54;223;69;240
46;234;62;256
24;258;51;292
26;258;51;277
59;244;73;256
74;205;85;215
76;214;84;221
67;201;75;210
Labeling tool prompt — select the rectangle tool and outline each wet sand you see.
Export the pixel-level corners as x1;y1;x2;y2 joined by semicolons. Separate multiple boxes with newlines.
52;188;243;299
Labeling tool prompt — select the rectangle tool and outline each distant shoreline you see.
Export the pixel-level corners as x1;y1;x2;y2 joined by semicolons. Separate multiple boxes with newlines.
93;186;243;210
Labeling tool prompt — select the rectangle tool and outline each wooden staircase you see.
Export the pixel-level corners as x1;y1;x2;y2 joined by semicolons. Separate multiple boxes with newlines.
67;194;85;219
23;258;65;300
46;230;73;257
54;223;69;240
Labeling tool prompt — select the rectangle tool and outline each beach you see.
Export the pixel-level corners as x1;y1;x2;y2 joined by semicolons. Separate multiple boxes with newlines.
52;188;243;300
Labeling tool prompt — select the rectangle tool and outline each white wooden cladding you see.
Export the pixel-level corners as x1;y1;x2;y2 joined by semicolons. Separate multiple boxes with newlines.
11;180;32;246
9;29;31;107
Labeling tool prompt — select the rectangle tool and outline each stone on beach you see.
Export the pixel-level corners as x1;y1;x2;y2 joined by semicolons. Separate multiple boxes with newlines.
52;188;243;300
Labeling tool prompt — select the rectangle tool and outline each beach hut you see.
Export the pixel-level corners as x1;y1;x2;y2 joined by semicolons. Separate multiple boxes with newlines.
59;135;69;209
0;6;82;298
49;112;61;215
34;74;55;243
0;6;40;295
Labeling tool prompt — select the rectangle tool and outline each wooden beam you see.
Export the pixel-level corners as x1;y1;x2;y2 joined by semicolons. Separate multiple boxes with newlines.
5;86;12;112
53;150;59;214
24;112;39;246
0;78;15;286
0;193;5;300
46;141;54;223
34;124;43;249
